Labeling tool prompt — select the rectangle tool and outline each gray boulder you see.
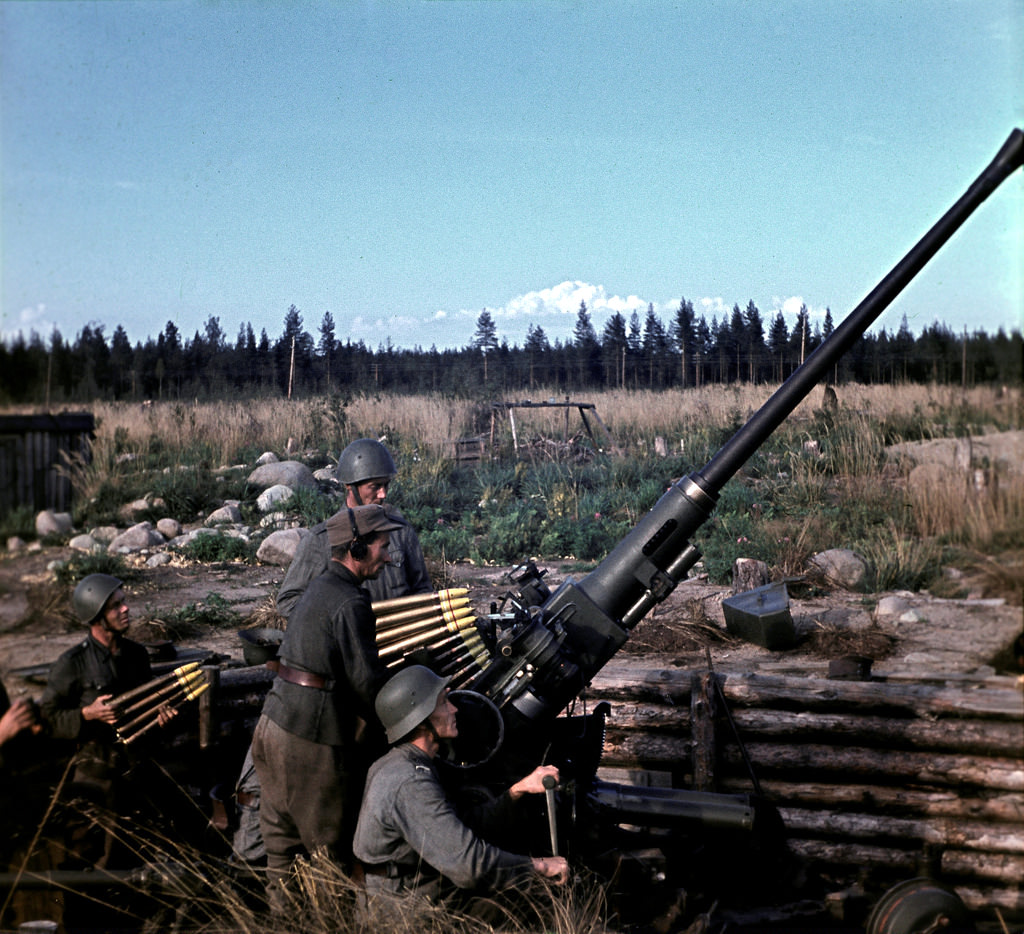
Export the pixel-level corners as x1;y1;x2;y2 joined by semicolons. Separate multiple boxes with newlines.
256;451;280;466
36;510;73;537
69;533;100;552
257;484;295;512
207;504;243;525
156;517;182;539
257;528;306;566
809;548;868;590
247;461;316;492
109;521;164;553
89;526;120;544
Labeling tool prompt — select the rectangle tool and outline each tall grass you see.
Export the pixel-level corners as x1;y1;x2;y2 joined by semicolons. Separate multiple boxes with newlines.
14;382;1021;599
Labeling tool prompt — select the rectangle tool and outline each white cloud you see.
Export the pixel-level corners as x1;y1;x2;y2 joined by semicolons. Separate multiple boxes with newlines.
772;295;829;323
0;303;57;343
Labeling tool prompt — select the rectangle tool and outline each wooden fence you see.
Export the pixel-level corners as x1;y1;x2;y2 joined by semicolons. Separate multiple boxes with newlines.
0;413;95;516
588;664;1024;916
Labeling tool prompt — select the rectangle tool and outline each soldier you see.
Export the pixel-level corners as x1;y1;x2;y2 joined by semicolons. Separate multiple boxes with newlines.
353;666;568;906
0;681;39;755
39;573;176;870
40;574;175;751
252;504;402;907
233;439;432;866
276;438;431;617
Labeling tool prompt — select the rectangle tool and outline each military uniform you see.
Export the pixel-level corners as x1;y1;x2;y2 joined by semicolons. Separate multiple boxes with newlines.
40;633;153;742
275;508;430;618
353;743;532;897
253;561;388;883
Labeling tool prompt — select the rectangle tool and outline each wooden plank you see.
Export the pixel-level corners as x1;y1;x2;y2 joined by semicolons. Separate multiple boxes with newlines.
589;667;1024;719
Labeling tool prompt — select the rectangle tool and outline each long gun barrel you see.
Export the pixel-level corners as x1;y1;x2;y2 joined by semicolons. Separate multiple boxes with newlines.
466;128;1024;724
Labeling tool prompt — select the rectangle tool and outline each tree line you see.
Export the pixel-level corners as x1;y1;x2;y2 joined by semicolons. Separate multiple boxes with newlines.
1;300;1020;405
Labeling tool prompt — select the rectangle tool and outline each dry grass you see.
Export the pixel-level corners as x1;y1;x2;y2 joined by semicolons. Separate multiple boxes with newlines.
77;381;1020;465
803;620;898;661
909;469;1024;551
8;796;611;934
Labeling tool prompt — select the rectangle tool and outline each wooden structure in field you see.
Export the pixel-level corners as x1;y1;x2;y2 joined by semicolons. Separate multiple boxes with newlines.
589;663;1024;916
490;400;620;457
0;412;95;515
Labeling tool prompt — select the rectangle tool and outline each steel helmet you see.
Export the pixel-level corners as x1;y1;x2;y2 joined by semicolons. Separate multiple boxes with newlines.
375;665;451;745
337;439;397;486
72;573;123;625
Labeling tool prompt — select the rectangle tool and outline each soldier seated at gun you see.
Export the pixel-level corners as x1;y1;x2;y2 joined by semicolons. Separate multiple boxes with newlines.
353;666;568;916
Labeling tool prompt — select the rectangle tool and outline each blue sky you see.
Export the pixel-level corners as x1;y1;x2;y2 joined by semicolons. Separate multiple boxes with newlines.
2;0;1021;353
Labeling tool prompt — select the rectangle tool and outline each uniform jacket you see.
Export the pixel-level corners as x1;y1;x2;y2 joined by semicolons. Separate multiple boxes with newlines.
261;562;386;747
275;507;430;618
40;633;153;741
353;743;531;892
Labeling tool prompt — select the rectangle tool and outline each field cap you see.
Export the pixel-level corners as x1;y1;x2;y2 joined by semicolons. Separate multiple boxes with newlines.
326;504;403;548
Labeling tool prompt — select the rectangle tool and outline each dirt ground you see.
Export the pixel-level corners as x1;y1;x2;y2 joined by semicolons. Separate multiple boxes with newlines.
2;543;1021;699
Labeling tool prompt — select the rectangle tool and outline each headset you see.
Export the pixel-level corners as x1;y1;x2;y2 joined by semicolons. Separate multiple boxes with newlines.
347;506;368;559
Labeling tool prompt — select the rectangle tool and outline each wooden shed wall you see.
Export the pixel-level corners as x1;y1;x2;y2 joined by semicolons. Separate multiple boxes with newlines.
0;413;95;516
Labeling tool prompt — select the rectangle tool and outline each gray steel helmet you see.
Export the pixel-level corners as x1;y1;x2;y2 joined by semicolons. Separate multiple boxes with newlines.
72;573;123;625
337;439;397;486
375;665;451;745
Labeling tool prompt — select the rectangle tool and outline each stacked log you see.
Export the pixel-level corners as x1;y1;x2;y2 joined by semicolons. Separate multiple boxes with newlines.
588;665;1024;916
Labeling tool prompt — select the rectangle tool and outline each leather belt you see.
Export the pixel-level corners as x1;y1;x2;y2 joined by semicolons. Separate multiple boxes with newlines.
359;861;392;878
359;861;414;879
277;663;329;690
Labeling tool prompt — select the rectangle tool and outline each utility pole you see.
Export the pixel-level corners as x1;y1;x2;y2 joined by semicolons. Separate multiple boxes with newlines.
287;336;295;399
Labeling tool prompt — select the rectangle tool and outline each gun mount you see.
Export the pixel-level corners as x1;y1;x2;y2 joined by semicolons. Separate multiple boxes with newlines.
429;129;1024;924
458;128;1023;734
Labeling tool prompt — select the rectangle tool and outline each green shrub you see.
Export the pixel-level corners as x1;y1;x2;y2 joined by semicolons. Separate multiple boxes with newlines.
175;531;256;564
418;520;474;563
470;502;545;565
157;592;244;632
53;552;135;587
0;505;38;540
146;467;225;519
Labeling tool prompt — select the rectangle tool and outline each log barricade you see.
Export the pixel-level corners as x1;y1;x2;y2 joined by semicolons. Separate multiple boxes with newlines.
587;665;1024;916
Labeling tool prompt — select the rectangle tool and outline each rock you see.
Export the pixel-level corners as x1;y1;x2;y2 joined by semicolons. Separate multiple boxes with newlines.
120;498;152;520
168;528;219;548
246;461;317;492
156;518;182;539
257;484;294;512
260;511;301;529
146;552;173;568
207;504;243;525
35;510;73;537
108;521;164;553
257;528;307;566
7;536;25;552
809;548;868;590
874;593;914;621
69;533;100;552
89;526;119;544
313;466;339;483
255;451;280;465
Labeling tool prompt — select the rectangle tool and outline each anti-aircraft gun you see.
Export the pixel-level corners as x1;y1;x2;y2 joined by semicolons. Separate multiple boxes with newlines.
408;128;1024;918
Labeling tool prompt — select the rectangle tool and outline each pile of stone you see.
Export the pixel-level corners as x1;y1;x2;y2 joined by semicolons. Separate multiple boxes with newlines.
10;453;340;570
